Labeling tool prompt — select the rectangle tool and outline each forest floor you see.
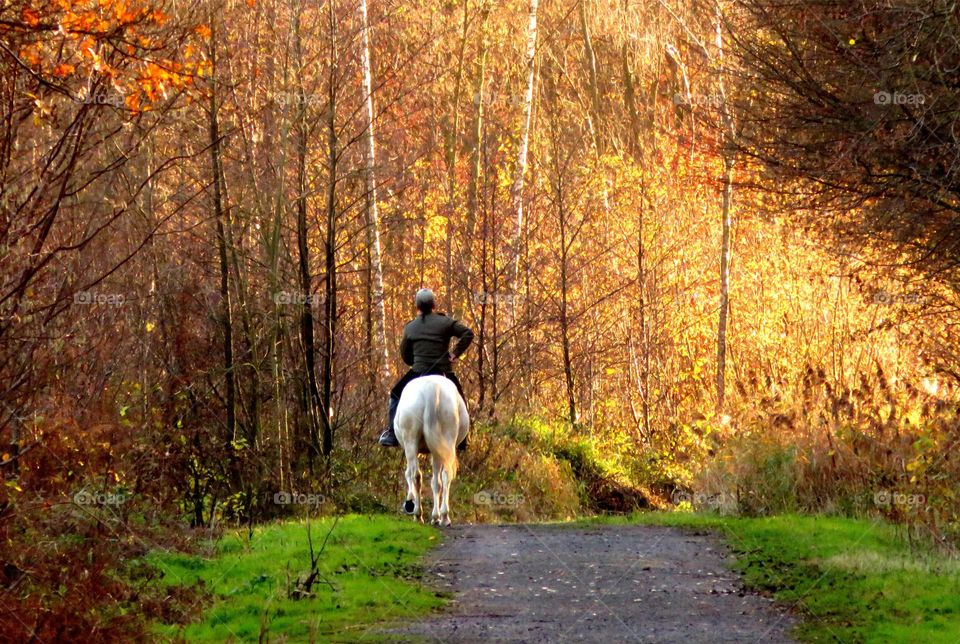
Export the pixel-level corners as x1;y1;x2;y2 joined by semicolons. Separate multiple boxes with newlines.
385;523;796;643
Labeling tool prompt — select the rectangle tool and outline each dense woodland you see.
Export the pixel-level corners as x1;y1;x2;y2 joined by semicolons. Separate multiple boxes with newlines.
2;0;959;637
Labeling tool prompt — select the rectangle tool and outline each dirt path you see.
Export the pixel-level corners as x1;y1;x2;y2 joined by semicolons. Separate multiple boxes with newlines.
387;523;796;643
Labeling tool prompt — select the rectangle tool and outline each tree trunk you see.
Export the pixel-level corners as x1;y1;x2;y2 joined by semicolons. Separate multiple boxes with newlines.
715;2;736;411
558;182;576;424
637;174;651;438
463;3;489;309
578;0;611;240
579;0;601;134
208;19;237;452
508;0;539;297
620;22;642;159
443;0;469;312
294;4;323;462
358;0;390;382
716;153;734;410
320;0;339;456
544;66;577;424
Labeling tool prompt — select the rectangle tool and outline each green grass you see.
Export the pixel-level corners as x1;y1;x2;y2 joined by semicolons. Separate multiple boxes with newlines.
149;514;446;642
147;509;960;641
601;512;960;642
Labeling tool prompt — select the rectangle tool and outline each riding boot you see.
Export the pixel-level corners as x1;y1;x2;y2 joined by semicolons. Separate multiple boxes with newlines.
378;396;400;447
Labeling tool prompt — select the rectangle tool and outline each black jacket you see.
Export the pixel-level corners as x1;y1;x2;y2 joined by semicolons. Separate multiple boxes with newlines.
400;313;473;373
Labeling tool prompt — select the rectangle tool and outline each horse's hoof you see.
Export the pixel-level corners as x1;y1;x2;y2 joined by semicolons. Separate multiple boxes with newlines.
403;500;415;515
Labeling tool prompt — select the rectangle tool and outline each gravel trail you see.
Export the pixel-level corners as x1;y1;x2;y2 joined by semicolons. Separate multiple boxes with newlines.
386;523;796;643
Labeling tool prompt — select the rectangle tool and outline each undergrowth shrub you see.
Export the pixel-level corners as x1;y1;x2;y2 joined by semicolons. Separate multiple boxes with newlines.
462;417;653;516
695;365;960;549
329;415;654;523
456;423;583;522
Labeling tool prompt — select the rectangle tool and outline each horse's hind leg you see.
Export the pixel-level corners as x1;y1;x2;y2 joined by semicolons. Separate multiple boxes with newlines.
429;454;443;525
402;444;422;521
439;463;453;526
416;467;423;523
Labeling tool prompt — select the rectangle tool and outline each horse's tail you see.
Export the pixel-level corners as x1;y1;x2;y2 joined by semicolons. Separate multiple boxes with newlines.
445;386;459;481
422;381;440;449
424;380;457;479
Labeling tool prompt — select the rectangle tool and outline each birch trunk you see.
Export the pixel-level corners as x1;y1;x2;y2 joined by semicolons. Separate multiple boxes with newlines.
578;0;610;231
508;0;539;298
715;3;736;411
463;3;489;305
358;0;390;382
444;0;469;312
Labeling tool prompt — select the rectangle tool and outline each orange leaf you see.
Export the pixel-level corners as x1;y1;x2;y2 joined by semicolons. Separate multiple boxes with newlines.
124;92;141;112
20;45;41;67
53;63;76;78
22;7;40;26
195;24;211;39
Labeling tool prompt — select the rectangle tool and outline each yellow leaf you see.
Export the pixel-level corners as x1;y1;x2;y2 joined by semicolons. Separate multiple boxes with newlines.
146;321;155;332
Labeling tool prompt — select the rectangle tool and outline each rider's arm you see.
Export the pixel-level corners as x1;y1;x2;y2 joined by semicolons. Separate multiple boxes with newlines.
400;332;414;366
449;319;474;359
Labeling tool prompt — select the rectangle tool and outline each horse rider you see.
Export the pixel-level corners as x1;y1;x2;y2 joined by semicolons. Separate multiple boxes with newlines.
379;288;473;449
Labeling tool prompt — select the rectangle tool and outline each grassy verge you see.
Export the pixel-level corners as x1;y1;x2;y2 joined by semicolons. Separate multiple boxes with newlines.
149;514;446;642
596;512;960;642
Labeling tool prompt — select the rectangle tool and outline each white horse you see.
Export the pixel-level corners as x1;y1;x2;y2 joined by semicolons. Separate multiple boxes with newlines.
395;375;469;526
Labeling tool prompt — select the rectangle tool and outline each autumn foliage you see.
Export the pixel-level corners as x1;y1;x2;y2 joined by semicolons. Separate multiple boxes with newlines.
2;0;959;638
